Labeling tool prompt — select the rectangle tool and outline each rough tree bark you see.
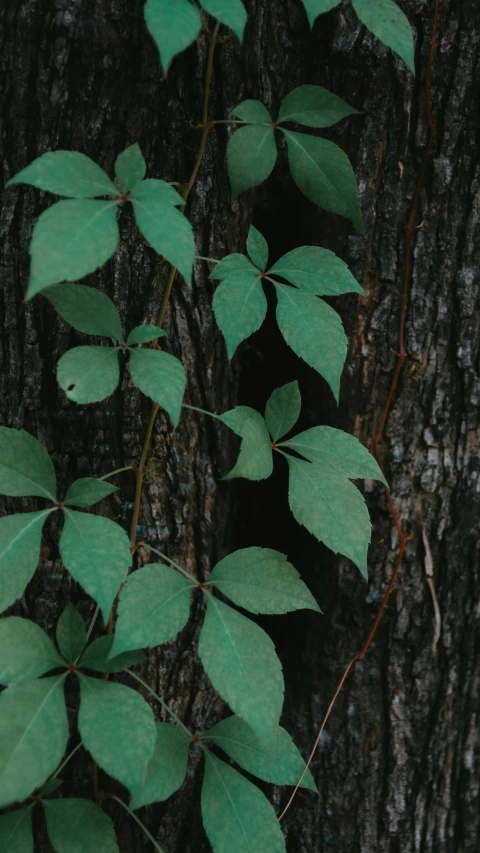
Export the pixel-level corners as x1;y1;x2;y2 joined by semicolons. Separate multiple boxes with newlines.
1;0;479;851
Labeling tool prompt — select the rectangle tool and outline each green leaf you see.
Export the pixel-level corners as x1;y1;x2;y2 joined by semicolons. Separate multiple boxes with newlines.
352;0;415;73
200;0;247;41
130;724;191;810
205;715;317;791
209;253;259;281
115;143;146;193
228;126;277;200
0;807;33;853
130;179;183;207
144;0;201;72
64;477;118;508
0;427;56;500
232;100;273;125
8;151;118;198
265;381;301;442
246;225;268;270
201;753;286;853
59;510;131;623
126;325;165;346
208;547;320;615
301;0;341;26
213;274;266;359
43;283;123;341
219;409;273;481
0;676;68;809
128;348;186;427
44;799;119;853
281;426;388;484
78;635;145;673
56;604;87;664
0;511;51;615
198;597;284;737
275;284;347;401
279;85;358;128
286;456;370;577
132;180;194;285
57;346;120;404
0;618;65;685
269;246;364;297
78;674;156;791
283;130;364;233
110;564;193;657
27;200;119;298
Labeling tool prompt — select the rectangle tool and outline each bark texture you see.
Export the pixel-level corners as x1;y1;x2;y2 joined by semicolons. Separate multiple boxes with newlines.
1;0;479;851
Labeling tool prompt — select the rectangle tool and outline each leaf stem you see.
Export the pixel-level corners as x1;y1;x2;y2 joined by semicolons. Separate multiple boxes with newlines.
140;542;197;584
126;669;193;737
99;465;135;481
128;21;222;550
107;794;167;853
84;605;100;647
195;255;220;264
182;403;222;422
51;741;83;779
209;119;247;125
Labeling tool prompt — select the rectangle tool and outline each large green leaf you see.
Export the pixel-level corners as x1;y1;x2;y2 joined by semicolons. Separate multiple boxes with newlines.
0;511;51;615
352;0;415;72
301;0;341;26
198;597;284;737
279;85;358;128
114;143;146;194
221;409;273;481
281;425;387;484
286;455;371;577
57;346;120;404
110;563;193;657
228;126;277;200
0;618;65;684
43;283;123;341
130;723;191;809
0;428;56;500
283;130;364;233
269;245;364;297
44;798;119;853
59;510;131;623
205;715;317;791
132;180;194;284
208;547;320;614
128;348;186;426
126;325;165;346
265;381;301;442
232;100;273;126
78;675;156;791
144;0;201;72
0;676;68;809
201;753;286;853
218;405;260;437
8;151;117;198
78;635;145;673
0;807;33;853
213;273;266;358
275;283;347;401
64;477;118;508
28;200;119;298
246;225;268;270
200;0;247;40
210;253;259;281
130;179;184;208
56;604;87;664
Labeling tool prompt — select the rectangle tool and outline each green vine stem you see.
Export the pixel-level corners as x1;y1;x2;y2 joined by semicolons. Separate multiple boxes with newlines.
129;20;221;548
104;794;166;853
126;669;193;737
99;466;135;481
51;742;83;781
140;543;198;584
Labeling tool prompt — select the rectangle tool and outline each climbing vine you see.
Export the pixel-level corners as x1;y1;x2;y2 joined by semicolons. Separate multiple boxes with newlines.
0;1;419;851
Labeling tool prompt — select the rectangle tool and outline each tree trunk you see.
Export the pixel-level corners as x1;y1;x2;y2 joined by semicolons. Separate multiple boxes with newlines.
1;0;479;851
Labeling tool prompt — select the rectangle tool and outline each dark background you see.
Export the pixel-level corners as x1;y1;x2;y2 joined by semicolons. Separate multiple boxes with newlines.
1;0;479;850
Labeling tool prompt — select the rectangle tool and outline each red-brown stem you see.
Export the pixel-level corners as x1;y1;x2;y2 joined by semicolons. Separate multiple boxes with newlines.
280;0;440;820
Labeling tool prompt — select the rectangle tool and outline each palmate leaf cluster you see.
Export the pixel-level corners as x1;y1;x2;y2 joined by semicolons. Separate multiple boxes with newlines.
0;0;415;846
